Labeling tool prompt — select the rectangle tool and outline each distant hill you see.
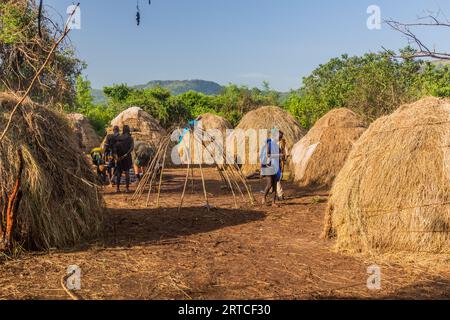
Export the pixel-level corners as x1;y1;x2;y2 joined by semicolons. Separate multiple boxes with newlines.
92;80;224;103
134;80;224;95
91;89;107;104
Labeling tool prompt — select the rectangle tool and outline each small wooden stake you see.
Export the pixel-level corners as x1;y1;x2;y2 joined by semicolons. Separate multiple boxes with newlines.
1;149;24;251
155;144;169;208
178;158;191;212
198;162;210;211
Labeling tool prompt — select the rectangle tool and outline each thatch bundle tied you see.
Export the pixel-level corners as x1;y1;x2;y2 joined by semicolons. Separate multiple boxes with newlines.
291;108;367;189
0;93;103;250
323;97;450;254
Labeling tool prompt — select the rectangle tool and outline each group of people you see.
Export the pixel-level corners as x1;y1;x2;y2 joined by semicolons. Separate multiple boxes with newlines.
260;130;288;206
90;124;286;201
91;125;154;193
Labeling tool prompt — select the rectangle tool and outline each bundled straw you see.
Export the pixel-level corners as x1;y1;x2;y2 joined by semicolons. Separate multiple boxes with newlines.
291;108;367;189
105;107;167;149
67;113;102;152
0;93;103;250
323;97;450;254
230;106;305;175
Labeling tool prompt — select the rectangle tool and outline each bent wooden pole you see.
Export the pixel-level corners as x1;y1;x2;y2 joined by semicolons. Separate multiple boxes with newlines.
2;149;24;251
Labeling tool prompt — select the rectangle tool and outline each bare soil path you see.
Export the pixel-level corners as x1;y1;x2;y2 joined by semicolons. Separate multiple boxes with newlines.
0;168;448;299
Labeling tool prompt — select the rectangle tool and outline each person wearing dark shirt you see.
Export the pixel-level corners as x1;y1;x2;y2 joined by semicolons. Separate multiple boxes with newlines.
133;141;154;181
104;126;119;186
114;125;134;193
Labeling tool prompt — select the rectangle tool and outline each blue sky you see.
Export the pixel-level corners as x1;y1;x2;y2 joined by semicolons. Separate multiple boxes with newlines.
45;0;450;91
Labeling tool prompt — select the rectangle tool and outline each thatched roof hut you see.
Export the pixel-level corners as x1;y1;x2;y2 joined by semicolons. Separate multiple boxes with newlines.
323;97;450;254
291;108;367;189
67;113;102;152
0;93;103;250
231;106;305;175
178;113;232;164
106;107;166;149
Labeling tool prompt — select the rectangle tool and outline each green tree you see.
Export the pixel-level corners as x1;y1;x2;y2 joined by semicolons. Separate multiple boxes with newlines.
72;76;117;135
175;90;216;118
103;84;134;103
283;47;448;128
75;76;94;110
0;1;84;105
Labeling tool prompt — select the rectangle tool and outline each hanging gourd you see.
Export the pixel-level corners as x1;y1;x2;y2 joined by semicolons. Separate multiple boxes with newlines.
136;0;141;26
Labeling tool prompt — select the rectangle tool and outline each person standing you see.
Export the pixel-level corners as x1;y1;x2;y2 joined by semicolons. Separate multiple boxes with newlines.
260;138;281;206
104;126;120;186
133;141;154;181
114;125;134;193
276;130;287;200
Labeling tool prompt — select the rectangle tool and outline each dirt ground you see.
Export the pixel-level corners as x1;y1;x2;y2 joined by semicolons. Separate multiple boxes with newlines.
0;168;449;300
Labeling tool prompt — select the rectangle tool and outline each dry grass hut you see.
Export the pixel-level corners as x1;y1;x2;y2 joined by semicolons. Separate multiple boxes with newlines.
0;93;103;250
178;113;232;164
231;106;305;175
323;97;450;254
106;107;167;149
291;108;367;189
67;113;102;152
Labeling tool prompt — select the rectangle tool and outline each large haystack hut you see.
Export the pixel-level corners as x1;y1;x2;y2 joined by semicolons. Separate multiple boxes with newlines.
231;106;305;175
67;113;102;152
291;108;367;189
0;93;103;250
178;113;232;164
323;97;450;254
106;107;167;149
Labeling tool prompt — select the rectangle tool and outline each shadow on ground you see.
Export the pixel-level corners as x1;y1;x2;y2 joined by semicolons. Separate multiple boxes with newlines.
381;276;450;299
99;207;266;248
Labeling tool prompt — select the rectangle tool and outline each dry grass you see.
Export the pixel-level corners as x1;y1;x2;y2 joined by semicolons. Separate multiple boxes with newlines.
105;107;167;149
231;106;305;175
291;108;367;189
0;92;103;250
67;113;102;152
323;97;450;255
0;170;448;300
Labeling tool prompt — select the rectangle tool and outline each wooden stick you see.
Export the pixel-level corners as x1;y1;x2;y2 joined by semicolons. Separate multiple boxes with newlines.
61;270;83;300
0;194;4;238
188;133;196;192
133;136;169;203
155;143;169;208
3;149;24;250
225;165;245;201
198;128;255;205
178;157;191;212
145;144;167;207
198;162;209;211
133;137;166;200
190;167;195;192
198;133;238;208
